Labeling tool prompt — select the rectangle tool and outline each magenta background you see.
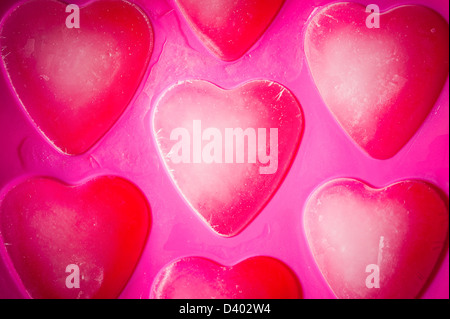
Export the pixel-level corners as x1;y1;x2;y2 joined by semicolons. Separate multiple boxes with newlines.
0;0;448;299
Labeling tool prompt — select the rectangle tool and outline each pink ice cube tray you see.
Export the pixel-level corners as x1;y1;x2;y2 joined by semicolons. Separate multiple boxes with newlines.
0;0;448;299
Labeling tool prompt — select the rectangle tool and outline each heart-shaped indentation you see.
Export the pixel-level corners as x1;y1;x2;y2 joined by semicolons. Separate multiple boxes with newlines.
175;0;285;61
0;176;151;299
304;3;449;159
153;80;303;237
304;178;449;299
151;256;302;299
0;0;154;155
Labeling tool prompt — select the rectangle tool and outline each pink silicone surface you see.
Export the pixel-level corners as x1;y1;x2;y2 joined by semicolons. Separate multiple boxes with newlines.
0;0;448;299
